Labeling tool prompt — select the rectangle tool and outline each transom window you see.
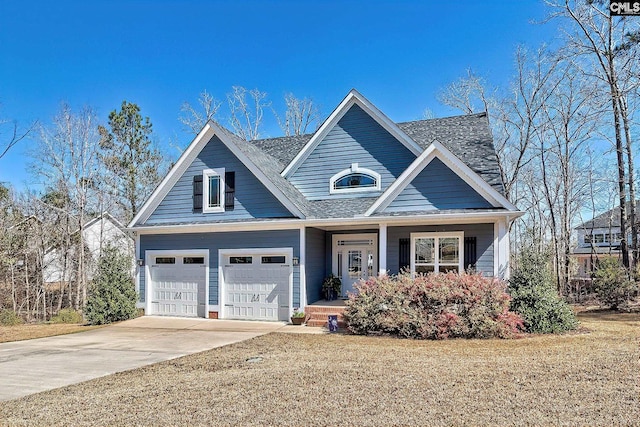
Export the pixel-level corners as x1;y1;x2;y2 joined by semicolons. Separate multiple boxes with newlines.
330;163;381;194
410;232;464;274
203;168;225;213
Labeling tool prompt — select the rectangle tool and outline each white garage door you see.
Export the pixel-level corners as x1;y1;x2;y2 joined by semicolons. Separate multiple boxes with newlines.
223;253;290;321
149;255;206;317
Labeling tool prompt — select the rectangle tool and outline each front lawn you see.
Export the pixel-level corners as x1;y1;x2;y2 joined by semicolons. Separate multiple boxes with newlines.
0;323;102;343
1;311;638;426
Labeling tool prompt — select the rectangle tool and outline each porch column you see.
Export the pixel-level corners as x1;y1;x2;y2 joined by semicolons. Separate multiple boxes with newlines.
494;218;510;279
299;226;307;308
379;223;387;276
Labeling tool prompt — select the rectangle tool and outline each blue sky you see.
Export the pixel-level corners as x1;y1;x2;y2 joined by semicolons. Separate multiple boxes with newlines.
0;0;555;190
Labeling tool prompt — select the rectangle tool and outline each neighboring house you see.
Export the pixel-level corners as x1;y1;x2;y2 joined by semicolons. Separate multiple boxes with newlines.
572;203;636;278
43;213;134;285
128;89;523;320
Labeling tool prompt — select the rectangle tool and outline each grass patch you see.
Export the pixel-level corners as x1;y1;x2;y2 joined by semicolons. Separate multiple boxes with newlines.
0;323;103;343
0;311;638;426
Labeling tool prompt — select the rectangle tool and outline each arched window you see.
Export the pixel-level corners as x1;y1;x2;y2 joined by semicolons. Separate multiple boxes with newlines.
330;164;381;194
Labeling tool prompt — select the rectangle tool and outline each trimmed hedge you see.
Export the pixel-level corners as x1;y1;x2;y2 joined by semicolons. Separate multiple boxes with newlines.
344;272;524;339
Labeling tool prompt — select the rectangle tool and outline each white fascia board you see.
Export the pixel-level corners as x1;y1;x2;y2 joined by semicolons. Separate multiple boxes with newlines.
281;89;422;178
128;123;216;228
365;139;518;216
129;210;524;235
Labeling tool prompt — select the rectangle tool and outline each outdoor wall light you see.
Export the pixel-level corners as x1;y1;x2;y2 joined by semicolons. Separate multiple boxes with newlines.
292;257;299;266
137;259;144;267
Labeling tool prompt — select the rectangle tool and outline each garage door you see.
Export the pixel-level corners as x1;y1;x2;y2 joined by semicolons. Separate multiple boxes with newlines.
149;255;206;317
223;254;290;321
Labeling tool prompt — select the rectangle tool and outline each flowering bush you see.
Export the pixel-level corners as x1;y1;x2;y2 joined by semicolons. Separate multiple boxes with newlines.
343;272;524;339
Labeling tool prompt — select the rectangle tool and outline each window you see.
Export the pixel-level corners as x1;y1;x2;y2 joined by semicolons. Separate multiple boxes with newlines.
203;168;225;213
411;232;464;274
594;233;605;244
155;257;175;264
261;256;286;264
229;256;252;264
330;163;381;194
183;257;204;264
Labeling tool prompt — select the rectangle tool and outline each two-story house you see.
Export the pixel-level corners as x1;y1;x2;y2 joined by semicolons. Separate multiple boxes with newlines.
128;90;522;320
572;203;634;278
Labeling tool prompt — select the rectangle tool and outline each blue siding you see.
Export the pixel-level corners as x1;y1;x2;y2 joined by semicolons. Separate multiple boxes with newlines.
139;229;301;306
305;227;326;303
384;158;493;213
147;135;294;224
386;224;494;276
289;104;415;200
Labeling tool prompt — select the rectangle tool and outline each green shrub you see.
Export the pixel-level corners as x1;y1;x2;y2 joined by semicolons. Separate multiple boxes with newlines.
593;257;637;310
50;308;83;324
344;272;524;339
0;309;23;326
508;249;578;333
85;245;138;325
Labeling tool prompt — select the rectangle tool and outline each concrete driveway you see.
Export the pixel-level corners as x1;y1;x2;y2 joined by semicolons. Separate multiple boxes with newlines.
0;316;286;402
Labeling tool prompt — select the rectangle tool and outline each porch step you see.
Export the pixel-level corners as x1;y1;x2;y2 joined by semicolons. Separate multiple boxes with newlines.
305;305;347;329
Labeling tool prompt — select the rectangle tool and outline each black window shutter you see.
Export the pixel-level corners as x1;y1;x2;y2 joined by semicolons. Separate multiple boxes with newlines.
464;237;477;271
225;171;235;210
399;238;410;272
193;175;203;212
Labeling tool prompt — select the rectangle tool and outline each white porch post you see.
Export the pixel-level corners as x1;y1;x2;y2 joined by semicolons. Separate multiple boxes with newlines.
299;226;307;309
494;218;510;279
379;223;387;276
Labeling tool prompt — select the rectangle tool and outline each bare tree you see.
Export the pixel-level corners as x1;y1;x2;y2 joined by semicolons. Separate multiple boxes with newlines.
547;0;640;269
31;104;102;310
179;90;222;134
227;86;269;141
273;93;321;136
437;68;496;115
0;114;36;159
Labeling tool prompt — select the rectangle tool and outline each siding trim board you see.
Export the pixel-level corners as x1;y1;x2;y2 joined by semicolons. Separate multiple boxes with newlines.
365;140;518;216
282;89;422;178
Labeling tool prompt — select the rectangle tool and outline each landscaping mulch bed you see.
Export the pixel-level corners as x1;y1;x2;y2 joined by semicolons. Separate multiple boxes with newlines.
1;311;638;426
0;323;102;343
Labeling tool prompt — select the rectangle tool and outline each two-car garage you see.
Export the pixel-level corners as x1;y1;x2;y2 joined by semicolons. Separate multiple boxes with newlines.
145;248;293;321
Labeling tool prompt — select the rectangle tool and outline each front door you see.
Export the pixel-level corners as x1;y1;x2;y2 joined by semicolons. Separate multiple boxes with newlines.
332;233;378;296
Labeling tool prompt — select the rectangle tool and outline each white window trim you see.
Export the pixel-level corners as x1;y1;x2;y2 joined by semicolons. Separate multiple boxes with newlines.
329;163;381;194
410;231;464;275
203;168;225;213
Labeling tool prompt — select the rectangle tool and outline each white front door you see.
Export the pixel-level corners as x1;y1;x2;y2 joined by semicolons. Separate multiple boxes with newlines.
332;234;377;296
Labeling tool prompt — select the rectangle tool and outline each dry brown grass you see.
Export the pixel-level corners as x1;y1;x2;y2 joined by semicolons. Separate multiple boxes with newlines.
0;323;102;343
1;311;638;427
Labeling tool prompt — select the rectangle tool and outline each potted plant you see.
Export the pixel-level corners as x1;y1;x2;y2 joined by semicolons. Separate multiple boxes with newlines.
290;308;306;325
322;274;342;301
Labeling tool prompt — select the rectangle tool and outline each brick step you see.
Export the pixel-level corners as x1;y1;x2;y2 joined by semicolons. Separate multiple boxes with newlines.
304;305;346;329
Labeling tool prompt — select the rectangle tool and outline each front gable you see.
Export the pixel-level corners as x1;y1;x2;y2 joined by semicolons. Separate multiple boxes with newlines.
288;103;417;200
366;140;518;216
382;157;493;213
145;135;295;224
130;122;305;228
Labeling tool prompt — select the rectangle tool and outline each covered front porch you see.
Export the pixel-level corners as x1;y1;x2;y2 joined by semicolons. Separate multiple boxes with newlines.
299;216;512;308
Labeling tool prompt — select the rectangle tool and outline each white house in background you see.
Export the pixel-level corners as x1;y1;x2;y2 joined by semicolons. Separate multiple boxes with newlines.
43;213;134;285
572;202;637;278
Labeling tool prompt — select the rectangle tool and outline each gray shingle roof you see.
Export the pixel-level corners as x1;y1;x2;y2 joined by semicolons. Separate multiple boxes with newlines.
575;201;640;229
397;113;504;194
225;112;506;220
